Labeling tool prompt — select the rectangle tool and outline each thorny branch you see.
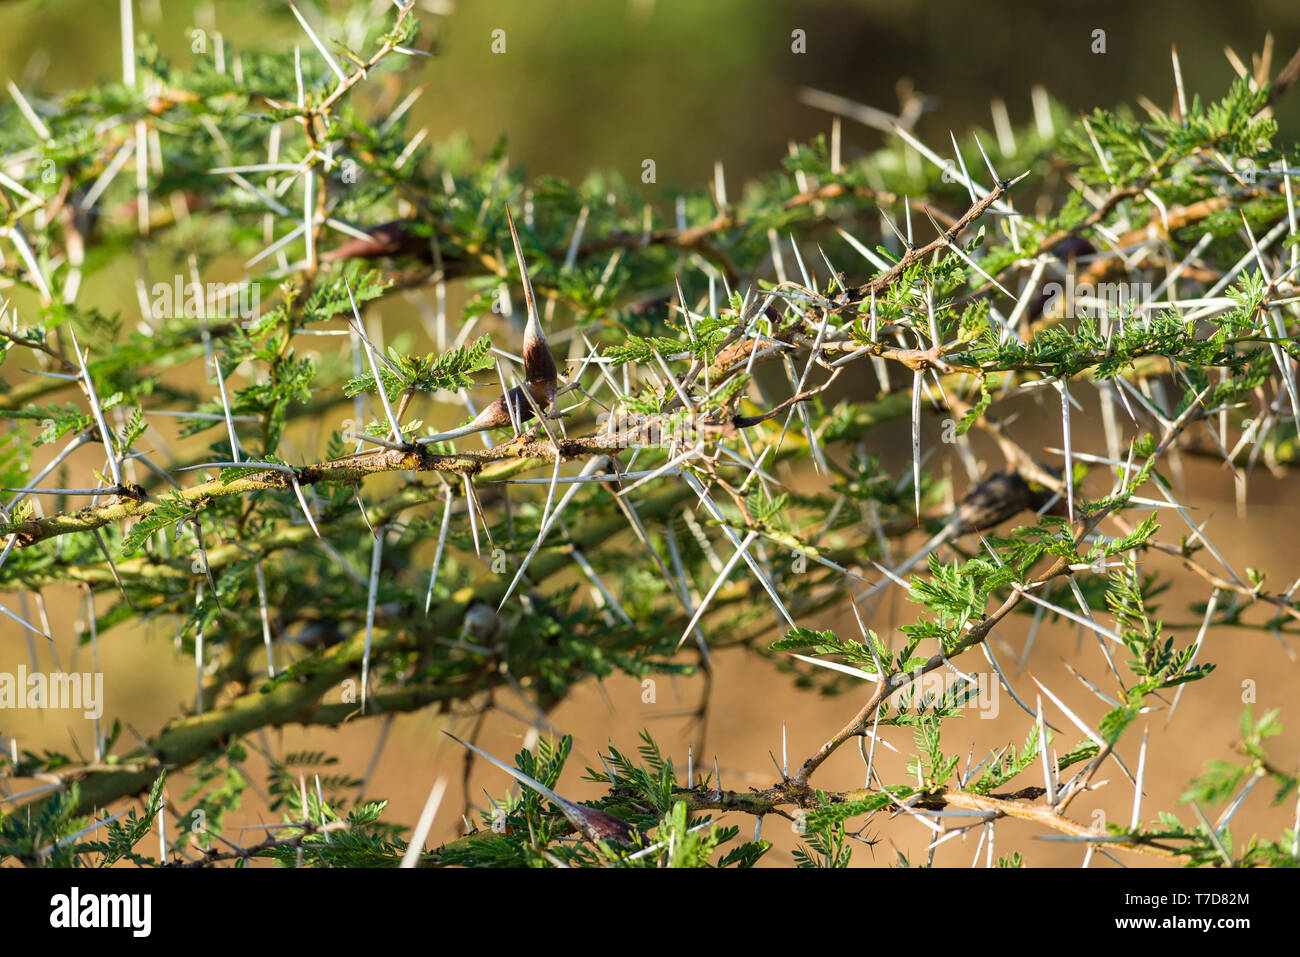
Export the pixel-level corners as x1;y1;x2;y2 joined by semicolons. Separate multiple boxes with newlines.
3;5;1299;869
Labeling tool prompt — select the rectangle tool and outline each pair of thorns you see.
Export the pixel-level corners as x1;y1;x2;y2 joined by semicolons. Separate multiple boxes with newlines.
344;205;560;454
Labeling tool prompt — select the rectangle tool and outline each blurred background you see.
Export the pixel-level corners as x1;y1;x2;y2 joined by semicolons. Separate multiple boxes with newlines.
2;0;1299;867
3;0;1299;184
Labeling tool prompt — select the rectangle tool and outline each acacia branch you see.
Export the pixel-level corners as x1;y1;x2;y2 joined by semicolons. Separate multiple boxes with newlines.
790;390;1212;788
